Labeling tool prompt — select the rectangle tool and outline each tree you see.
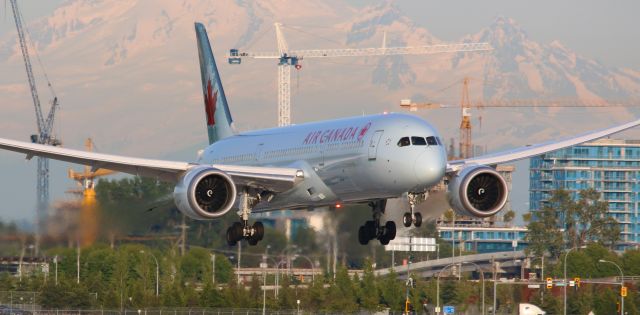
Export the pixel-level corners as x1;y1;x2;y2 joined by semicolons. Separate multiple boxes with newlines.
359;260;380;311
525;203;564;258
502;210;515;225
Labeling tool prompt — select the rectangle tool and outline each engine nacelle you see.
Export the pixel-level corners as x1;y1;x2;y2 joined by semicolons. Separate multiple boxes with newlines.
447;165;508;218
173;166;237;220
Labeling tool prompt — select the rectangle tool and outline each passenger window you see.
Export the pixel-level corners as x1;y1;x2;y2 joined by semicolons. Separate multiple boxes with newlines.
426;136;438;146
397;137;410;147
411;136;426;146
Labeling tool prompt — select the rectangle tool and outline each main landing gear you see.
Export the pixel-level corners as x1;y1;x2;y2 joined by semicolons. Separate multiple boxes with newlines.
226;189;264;246
402;193;423;228
358;200;397;245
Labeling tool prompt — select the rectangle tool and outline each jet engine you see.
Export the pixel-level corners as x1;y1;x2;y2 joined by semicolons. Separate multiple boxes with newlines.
447;165;508;218
173;166;237;220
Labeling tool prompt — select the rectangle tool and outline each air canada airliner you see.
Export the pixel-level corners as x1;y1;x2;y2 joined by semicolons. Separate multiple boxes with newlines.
1;23;639;246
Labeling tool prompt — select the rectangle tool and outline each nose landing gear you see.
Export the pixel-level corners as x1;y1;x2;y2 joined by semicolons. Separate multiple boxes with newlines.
403;192;424;227
358;200;397;245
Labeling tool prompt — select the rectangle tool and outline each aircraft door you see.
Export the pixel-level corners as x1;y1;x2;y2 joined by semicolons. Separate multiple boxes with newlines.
368;130;384;160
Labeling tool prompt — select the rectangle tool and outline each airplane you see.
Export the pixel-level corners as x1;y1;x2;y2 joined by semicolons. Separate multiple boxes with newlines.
1;23;640;247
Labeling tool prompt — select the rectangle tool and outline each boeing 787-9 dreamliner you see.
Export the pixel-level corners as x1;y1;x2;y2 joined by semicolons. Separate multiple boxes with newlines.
1;23;639;246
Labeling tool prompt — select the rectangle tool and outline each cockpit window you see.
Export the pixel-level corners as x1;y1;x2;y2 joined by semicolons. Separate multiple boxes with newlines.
436;137;443;145
426;136;438;146
397;137;410;147
411;136;427;145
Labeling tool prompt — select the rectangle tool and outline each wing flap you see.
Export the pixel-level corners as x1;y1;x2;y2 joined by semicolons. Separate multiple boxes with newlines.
0;137;303;191
447;118;640;173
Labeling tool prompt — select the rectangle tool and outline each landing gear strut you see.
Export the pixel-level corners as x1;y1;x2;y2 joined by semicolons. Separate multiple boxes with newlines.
403;193;423;228
226;189;264;246
358;200;396;245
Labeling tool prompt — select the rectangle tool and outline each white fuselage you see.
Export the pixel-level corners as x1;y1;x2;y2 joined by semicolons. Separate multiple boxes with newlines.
198;113;447;211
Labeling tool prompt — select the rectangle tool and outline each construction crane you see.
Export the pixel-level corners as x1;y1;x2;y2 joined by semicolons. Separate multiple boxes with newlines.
400;77;640;159
9;0;61;255
67;138;115;247
228;22;492;126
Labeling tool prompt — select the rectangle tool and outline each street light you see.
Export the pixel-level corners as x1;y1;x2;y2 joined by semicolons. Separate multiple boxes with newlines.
599;259;625;315
292;254;316;281
140;250;159;297
563;246;586;315
436;261;486;315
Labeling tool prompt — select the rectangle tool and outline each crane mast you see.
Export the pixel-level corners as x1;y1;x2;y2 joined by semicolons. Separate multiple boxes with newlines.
9;0;61;255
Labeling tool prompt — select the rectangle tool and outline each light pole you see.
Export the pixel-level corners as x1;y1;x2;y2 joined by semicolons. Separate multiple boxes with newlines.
53;255;58;286
436;261;485;315
293;254;316;281
211;253;216;285
436;263;457;315
599;259;624;315
563;246;585;315
465;261;486;315
140;250;159;297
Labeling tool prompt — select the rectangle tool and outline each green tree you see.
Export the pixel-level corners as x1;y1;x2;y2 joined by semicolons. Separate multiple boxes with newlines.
502;210;515;225
379;270;404;310
359;260;380;311
526;203;564;258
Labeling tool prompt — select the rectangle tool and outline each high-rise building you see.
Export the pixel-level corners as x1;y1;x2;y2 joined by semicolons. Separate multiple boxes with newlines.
530;139;640;249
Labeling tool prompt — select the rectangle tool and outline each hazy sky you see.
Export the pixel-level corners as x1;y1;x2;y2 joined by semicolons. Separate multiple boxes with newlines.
1;0;638;69
0;0;638;224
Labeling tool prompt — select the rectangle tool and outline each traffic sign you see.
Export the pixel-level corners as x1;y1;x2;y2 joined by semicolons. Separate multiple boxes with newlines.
443;305;455;314
385;237;436;252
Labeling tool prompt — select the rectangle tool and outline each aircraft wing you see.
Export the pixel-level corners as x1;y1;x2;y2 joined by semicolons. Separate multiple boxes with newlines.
447;118;640;173
0;137;302;192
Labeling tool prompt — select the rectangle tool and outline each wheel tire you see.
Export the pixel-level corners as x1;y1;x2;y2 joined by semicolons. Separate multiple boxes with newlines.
248;237;259;246
253;221;265;241
364;220;376;240
385;221;396;240
414;212;423;228
358;226;369;245
226;227;237;246
403;212;412;227
379;235;390;245
232;222;243;241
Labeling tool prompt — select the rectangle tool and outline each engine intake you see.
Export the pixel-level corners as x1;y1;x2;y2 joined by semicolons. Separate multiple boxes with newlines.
174;166;237;219
447;165;508;218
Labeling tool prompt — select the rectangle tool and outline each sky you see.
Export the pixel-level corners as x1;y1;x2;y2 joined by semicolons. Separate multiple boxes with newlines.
0;0;639;225
2;1;639;70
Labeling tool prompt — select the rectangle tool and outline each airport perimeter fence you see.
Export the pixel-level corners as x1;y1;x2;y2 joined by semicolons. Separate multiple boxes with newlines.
0;308;416;315
0;309;388;315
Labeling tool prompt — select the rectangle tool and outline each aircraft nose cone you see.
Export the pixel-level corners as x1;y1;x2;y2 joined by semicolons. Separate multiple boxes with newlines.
414;148;446;188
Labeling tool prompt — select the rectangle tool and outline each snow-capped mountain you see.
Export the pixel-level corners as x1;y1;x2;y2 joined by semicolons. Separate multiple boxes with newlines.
1;0;639;156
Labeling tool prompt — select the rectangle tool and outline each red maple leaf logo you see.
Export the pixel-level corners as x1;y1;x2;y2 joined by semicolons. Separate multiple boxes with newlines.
204;79;218;126
357;122;372;141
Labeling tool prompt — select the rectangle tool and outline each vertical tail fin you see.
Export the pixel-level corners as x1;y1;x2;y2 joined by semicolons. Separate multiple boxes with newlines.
195;22;234;144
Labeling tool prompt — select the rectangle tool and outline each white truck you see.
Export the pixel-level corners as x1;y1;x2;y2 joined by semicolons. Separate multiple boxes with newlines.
519;303;546;315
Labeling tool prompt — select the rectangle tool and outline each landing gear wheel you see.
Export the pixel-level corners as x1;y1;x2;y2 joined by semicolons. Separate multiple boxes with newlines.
385;221;396;240
379;235;390;245
358;226;369;245
226;222;243;246
248;237;259;246
414;212;422;227
403;212;412;227
253;221;264;241
364;221;376;240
